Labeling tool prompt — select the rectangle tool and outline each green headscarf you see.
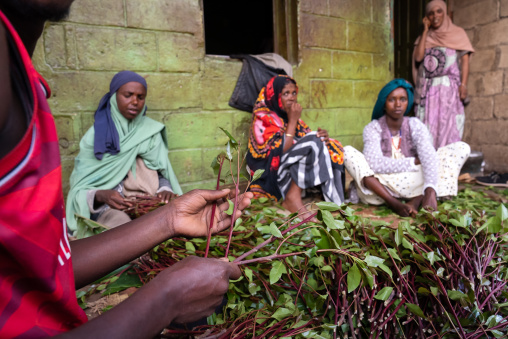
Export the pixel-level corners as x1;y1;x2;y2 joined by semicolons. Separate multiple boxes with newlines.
66;94;182;236
371;79;414;120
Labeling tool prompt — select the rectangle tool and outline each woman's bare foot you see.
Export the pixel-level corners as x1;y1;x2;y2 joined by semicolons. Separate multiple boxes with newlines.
282;181;318;223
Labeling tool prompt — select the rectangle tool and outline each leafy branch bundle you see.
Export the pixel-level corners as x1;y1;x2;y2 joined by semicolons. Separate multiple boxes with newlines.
128;186;507;339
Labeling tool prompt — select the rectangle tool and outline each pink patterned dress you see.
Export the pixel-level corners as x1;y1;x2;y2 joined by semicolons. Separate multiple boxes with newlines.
414;47;465;148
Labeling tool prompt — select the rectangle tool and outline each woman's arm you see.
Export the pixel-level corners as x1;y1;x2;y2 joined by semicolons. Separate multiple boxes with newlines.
363;121;418;174
414;17;431;62
283;103;301;153
410;118;438;192
459;53;470;100
71;189;252;288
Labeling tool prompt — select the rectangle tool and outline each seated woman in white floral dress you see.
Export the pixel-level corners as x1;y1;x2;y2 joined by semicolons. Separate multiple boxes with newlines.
344;79;470;217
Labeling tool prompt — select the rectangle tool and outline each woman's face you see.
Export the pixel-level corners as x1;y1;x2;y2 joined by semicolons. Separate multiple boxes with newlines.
116;82;147;120
427;5;445;29
384;88;408;120
280;82;298;111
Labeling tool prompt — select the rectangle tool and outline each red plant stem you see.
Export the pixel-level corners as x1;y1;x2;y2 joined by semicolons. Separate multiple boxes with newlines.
233;212;318;262
479;280;507;310
204;156;224;258
224;154;240;257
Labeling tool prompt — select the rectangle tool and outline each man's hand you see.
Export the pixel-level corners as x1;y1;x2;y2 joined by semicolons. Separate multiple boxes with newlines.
154;256;241;324
157;190;178;204
166;189;253;238
316;127;329;143
95;190;133;209
459;84;468;101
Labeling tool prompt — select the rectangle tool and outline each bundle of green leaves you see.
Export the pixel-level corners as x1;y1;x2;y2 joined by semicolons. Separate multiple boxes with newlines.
134;186;508;339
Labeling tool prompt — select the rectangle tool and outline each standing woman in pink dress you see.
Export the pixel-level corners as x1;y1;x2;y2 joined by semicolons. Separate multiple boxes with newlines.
413;0;474;148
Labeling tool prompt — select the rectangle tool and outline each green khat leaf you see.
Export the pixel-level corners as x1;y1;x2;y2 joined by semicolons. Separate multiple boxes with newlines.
347;264;361;293
374;287;394;300
272;307;293;321
406;303;426;319
316;201;340;211
447;290;467;301
251;169;264;183
387;248;401;261
270;261;287;285
365;255;385;268
225;199;234;216
269;222;283;238
496;204;508;222
219;127;239;148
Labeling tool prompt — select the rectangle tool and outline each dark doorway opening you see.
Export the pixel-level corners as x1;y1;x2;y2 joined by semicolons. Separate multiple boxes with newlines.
393;0;427;84
203;0;274;56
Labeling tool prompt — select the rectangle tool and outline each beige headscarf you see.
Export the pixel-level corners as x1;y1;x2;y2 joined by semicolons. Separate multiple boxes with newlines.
412;0;474;83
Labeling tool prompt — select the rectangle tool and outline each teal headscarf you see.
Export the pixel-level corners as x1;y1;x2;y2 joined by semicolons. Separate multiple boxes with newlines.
371;79;414;120
66;93;182;237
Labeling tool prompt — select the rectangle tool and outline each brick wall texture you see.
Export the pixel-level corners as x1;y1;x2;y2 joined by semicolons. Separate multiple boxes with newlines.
454;0;508;172
32;0;393;196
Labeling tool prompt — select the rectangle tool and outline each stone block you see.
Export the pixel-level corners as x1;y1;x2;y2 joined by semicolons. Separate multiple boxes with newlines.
465;96;494;121
348;22;388;53
498;45;508;68
372;53;393;81
168;149;204;184
61;156;76;198
164;111;235;149
469;70;504;96
180;180;216;193
54;114;81;154
45;72;112;112
301;0;328;15
338;134;364;150
202;57;242;78
298;48;332;79
353;81;385;108
454;0;498;29
44;25;67;69
494;94;508;119
303;108;370;136
67;0;125;26
468;120;508;145
329;0;371;22
159;32;202;73
481;145;508;173
126;0;202;34
502;0;508;17
146;73;202;110
80;112;95;138
201;77;238;111
469;49;496;73
332;52;373;80
310;80;354;109
373;0;390;25
75;27;157;71
301;14;347;49
232;111;252;145
476;19;508;48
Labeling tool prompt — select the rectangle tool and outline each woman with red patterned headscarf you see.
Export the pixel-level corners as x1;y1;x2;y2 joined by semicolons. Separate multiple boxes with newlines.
247;75;345;220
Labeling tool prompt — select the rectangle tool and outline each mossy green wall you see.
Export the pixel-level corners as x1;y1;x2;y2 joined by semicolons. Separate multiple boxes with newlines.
32;0;393;196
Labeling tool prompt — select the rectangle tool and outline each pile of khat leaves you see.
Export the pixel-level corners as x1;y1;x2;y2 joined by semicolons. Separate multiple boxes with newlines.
129;187;508;339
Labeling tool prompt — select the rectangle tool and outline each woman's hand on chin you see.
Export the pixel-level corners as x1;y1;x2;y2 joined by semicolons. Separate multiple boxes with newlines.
286;103;302;123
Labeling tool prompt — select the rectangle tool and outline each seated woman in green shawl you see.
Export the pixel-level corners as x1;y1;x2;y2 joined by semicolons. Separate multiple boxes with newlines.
66;71;182;237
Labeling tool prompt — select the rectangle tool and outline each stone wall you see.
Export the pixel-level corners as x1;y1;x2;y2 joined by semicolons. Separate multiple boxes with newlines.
454;0;508;172
32;0;393;196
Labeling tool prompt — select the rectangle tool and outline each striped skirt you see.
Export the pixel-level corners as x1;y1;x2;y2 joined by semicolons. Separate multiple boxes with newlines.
277;132;345;205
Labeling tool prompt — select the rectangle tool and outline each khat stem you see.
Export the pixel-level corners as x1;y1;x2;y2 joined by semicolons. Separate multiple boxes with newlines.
204;156;224;258
225;148;241;257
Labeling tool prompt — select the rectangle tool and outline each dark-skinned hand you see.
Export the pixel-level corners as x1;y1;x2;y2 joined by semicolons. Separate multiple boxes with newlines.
317;127;329;143
165;189;253;238
151;256;241;324
157;190;178;204
422;187;438;211
95;190;133;210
